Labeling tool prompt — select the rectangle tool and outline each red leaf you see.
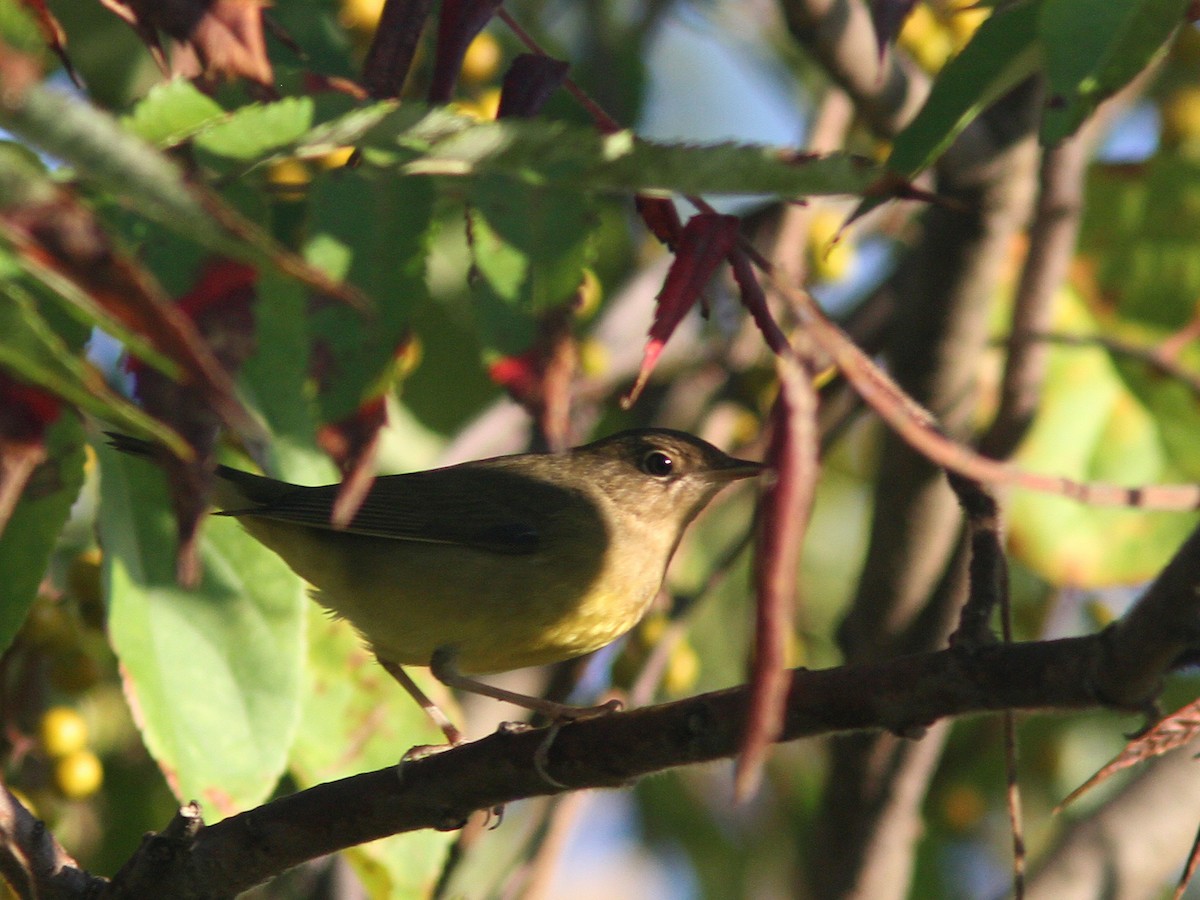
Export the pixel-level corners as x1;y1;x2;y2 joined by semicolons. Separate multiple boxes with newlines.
488;352;539;398
428;0;502;103
1057;698;1200;813
729;248;790;355
0;373;62;538
497;53;569;119
486;303;577;451
361;0;435;100
635;196;683;249
16;0;82;87
177;259;257;320
103;0;275;90
736;353;819;800
623;213;740;407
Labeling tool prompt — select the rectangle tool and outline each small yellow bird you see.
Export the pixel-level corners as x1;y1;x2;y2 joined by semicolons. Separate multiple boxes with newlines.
111;429;761;741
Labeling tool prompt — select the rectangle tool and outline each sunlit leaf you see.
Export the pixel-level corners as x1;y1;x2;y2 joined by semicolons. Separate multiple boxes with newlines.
1007;289;1200;586
467;176;595;356
304;169;436;424
121;78;226;148
99;443;306;816
1038;0;1188;144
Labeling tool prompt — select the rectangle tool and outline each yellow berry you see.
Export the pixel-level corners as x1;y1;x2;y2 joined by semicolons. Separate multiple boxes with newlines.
53;750;103;800
941;783;986;832
461;32;502;85
339;0;385;32
22;597;76;651
638;612;668;646
899;4;954;74
807;211;856;283
474;87;502;120
316;146;357;170
1161;86;1200;148
39;707;89;759
578;338;610;378
266;158;311;200
664;640;700;695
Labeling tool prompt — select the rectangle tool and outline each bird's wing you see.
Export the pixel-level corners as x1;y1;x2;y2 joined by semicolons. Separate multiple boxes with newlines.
216;465;573;555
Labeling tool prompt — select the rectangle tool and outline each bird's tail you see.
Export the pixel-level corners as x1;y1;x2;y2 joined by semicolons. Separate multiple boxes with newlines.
105;432;293;513
104;432;158;460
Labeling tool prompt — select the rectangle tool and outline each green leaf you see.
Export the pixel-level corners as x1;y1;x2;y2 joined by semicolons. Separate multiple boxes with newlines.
0;414;85;654
1007;289;1199;586
304;170;436;423
0;79;355;308
98;444;306;817
289;609;455;899
121;79;226;148
467;177;595;355
1078;155;1200;329
288;103;883;198
1039;0;1188;144
0;0;44;55
0;288;190;456
0;81;234;251
194;97;317;161
888;0;1041;179
241;272;325;476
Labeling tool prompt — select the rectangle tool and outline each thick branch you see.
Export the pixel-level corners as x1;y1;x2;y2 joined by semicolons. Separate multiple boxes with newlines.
87;528;1200;900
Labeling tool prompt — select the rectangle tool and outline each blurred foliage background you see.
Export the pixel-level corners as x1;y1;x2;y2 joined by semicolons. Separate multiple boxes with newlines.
1;0;1200;897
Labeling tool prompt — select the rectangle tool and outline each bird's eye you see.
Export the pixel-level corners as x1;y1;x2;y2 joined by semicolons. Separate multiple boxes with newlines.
641;449;674;477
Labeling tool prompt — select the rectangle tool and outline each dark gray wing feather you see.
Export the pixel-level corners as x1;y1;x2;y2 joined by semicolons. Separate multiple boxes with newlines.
216;463;576;555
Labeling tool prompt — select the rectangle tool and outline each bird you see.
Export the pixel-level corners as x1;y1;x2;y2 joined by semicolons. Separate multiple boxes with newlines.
110;428;762;742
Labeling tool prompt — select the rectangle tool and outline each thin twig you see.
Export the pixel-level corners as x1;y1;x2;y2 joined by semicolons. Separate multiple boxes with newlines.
1007;330;1200;398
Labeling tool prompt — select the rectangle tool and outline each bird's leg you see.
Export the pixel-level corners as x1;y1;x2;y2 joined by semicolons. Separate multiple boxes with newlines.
378;657;464;746
429;647;624;722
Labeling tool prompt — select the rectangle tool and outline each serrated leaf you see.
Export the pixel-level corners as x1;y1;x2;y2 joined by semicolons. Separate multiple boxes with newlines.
290;102;882;198
1039;0;1188;144
0;413;85;654
853;0;1040;219
99;444;306;817
467;176;594;355
304;170;435;423
240;272;324;474
121;78;226;148
1007;289;1199;586
194;97;317;161
0;78;363;310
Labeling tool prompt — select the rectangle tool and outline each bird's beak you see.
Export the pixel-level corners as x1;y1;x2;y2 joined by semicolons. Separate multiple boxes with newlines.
710;458;766;482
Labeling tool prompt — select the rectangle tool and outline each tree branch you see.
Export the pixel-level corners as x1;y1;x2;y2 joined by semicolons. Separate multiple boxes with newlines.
778;0;929;138
78;520;1200;897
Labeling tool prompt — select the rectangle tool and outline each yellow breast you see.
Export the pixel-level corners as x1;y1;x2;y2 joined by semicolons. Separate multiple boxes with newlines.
236;493;675;675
